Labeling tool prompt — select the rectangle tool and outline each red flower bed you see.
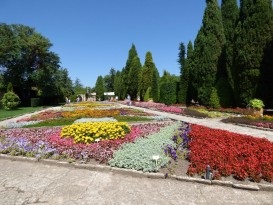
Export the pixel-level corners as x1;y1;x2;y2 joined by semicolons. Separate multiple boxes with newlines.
187;124;273;182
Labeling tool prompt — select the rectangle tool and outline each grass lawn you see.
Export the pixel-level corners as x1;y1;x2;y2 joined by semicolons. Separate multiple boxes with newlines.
0;106;46;121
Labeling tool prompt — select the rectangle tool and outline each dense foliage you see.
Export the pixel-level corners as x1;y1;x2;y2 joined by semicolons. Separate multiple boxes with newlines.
0;24;73;105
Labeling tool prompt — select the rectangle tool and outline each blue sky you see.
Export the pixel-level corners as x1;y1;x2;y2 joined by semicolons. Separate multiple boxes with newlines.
0;0;212;88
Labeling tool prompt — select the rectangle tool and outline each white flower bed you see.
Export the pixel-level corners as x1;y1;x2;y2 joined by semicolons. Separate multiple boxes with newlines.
74;117;117;123
5;120;42;128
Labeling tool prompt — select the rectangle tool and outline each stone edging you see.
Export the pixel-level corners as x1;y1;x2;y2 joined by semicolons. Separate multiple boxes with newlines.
234;123;273;132
1;154;273;192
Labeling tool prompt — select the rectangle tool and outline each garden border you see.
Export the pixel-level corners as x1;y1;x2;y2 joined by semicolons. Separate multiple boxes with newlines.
1;154;273;192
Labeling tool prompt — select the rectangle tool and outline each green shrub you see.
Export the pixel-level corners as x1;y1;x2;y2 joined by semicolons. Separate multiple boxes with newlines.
159;82;177;105
1;92;20;110
208;87;220;109
144;87;152;102
248;98;264;110
31;98;40;107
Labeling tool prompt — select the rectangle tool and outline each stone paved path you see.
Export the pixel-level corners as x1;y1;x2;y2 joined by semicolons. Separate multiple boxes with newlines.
1;158;273;205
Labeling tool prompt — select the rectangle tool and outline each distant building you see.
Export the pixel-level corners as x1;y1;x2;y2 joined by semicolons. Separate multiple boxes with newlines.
104;92;115;101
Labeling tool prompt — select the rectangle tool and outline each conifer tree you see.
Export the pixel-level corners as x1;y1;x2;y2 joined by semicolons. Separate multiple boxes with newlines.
159;71;178;105
221;0;239;91
139;52;159;101
177;42;186;104
123;44;141;99
95;75;105;101
151;67;160;102
233;0;273;106
185;41;196;104
114;70;126;100
128;56;142;99
192;0;225;105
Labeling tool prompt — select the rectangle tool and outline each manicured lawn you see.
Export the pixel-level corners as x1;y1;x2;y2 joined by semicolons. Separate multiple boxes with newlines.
0;107;45;121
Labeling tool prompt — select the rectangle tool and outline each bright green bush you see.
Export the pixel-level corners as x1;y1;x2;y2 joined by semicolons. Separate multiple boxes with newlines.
248;98;264;110
109;122;180;172
1;92;20;110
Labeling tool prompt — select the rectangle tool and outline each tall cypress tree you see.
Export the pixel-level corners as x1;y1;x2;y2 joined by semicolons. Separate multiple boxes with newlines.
139;52;159;101
128;56;142;99
95;75;105;101
114;70;125;100
123;44;140;99
258;1;273;107
221;0;239;91
177;42;186;104
192;0;225;105
234;0;273;106
151;65;160;102
185;41;195;104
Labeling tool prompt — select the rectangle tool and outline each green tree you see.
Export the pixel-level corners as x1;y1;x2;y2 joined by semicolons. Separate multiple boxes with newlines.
208;87;220;108
191;0;226;105
123;44;141;99
114;71;122;100
159;71;179;105
139;52;159;101
221;0;239;92
233;0;273;106
259;39;273;107
185;41;197;104
55;68;74;101
151;67;160;102
0;23;72;105
177;42;187;104
95;75;105;101
104;68;116;92
128;56;142;99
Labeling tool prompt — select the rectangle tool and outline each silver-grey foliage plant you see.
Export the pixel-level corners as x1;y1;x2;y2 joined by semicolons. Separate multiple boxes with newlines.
109;122;180;172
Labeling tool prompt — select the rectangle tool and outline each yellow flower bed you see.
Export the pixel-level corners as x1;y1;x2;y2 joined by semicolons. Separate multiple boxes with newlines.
72;102;112;108
61;122;130;143
61;109;120;119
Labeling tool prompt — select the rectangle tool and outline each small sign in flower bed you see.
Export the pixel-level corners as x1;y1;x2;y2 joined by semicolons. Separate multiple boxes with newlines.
187;124;273;182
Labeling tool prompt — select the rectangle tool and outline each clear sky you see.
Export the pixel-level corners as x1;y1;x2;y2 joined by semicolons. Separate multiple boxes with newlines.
0;0;211;88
